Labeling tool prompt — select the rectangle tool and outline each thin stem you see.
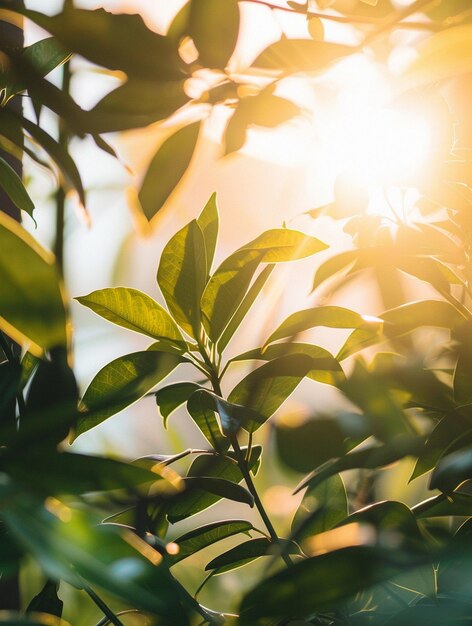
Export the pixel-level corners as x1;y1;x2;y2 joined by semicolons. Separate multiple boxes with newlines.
53;58;71;278
208;367;292;567
242;0;442;31
231;433;293;568
84;585;125;626
95;610;140;626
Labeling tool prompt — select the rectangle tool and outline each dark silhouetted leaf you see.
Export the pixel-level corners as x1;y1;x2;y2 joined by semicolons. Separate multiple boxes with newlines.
0;156;34;220
170;519;254;564
206;537;300;573
189;0;240;69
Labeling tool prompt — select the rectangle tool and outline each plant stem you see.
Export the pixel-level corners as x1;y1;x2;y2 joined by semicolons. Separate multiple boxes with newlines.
243;0;442;31
54;58;71;279
84;585;126;626
207;372;292;567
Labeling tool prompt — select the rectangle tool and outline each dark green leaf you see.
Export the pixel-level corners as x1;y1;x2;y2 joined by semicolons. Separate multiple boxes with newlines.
166;446;262;522
0;156;35;220
156;382;202;427
139;122;200;223
8;451;165;496
292;474;348;541
413;492;472;518
26;580;63;617
189;0;240;69
75;351;182;439
88;79;188;133
4;505;189;624
182;476;254;509
0;213;67;354
296;435;424;493
430;446;472;493
276;414;369;473
206;537;301;573
170;519;254;564
157;217;206;338
23;6;182;81
76;287;186;345
239;546;426;623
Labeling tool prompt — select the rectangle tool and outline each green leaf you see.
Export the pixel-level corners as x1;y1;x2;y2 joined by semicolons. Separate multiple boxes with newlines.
340;360;415;441
197;193;219;276
166;446;262;522
181;476;254;509
19;114;86;208
276;414;369;473
156;382;202;427
0;156;35;220
228;354;320;431
75;351;182;439
0;213;67;355
8;451;165;496
292;474;348;541
296;434;424;493
88;79;188;133
201;229;327;341
239;546;425;623
232;343;344;386
410;414;471;481
218;265;274;353
139;122;200;222
413;492;472;518
23;6;182;81
76;287;186;346
186;390;229;451
252;39;351;73
224;90;300;154
430;446;472;493
189;0;240;69
205;538;300;573
188;388;263;437
338;300;464;360
26;580;63;617
4;505;189;624
157;218;206;338
265;306;367;346
170;519;254;564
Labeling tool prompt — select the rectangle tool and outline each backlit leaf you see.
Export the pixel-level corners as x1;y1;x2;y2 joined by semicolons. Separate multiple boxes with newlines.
75;351;182;439
139;122;201;222
157;217;206;338
76;287;185;345
0;213;67;355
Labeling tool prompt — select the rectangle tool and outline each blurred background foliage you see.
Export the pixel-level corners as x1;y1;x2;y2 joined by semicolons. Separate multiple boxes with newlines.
2;0;472;624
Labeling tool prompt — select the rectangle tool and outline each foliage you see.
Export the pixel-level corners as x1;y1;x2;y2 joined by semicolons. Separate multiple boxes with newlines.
1;0;472;625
